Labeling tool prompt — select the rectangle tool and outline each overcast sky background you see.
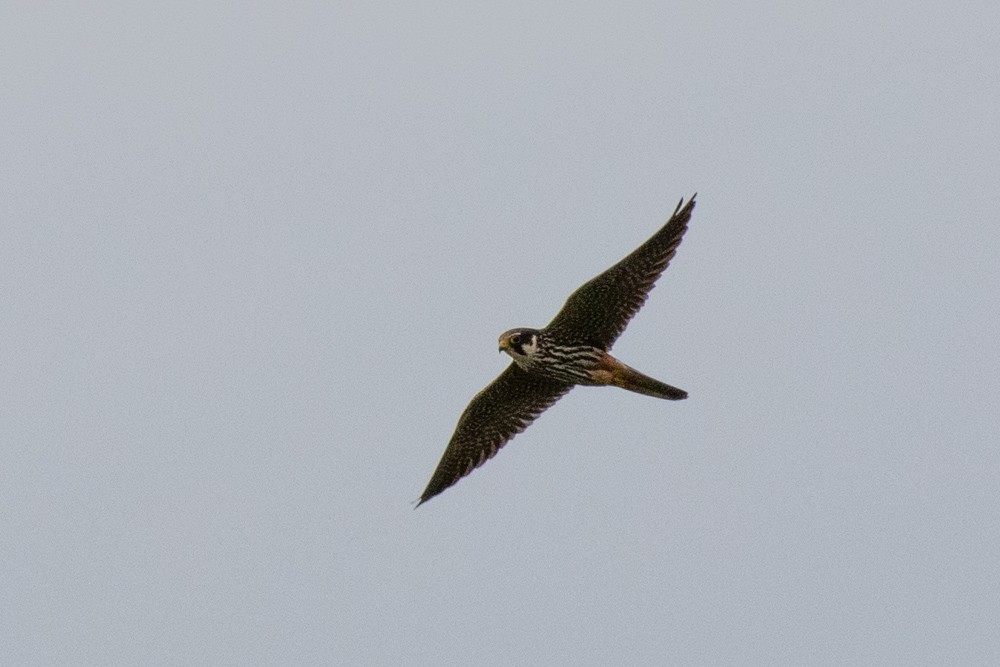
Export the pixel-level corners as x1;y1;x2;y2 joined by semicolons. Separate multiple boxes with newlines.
3;2;999;665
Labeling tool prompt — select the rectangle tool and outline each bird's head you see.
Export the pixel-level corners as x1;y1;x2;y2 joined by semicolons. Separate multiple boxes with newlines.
498;328;539;359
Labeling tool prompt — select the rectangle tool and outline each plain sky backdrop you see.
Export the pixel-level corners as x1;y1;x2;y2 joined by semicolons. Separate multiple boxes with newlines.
3;2;998;665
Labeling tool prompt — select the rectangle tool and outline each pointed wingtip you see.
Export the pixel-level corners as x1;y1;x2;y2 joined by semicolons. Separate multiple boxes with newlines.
672;193;697;217
414;487;441;508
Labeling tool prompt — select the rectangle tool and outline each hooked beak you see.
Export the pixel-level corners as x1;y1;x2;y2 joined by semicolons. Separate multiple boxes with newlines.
498;337;511;353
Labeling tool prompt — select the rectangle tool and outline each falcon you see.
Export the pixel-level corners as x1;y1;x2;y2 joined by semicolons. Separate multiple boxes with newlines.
417;195;696;506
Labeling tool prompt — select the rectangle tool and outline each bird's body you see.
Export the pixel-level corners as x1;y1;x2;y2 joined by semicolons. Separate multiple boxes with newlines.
417;195;697;506
497;328;688;399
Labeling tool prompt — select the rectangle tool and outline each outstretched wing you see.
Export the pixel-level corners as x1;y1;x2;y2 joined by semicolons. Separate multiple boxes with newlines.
417;364;573;506
545;195;696;350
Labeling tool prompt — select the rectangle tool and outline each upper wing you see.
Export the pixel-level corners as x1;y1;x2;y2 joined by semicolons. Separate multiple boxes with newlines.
544;196;696;350
417;363;573;506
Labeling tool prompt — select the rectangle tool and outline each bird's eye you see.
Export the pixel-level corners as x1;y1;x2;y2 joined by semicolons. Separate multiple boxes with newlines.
511;335;520;345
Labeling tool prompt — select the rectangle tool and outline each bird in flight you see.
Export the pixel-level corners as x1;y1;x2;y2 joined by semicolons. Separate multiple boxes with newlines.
417;195;696;506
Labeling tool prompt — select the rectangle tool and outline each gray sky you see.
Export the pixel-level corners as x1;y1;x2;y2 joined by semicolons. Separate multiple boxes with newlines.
3;2;999;664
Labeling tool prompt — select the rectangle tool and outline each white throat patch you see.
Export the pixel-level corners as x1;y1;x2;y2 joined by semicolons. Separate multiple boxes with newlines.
519;334;538;356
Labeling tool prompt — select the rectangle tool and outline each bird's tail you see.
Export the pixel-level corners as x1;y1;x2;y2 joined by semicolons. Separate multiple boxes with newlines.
611;363;687;400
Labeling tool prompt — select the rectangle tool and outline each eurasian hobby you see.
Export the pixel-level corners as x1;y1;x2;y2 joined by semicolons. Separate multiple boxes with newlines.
417;195;696;506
